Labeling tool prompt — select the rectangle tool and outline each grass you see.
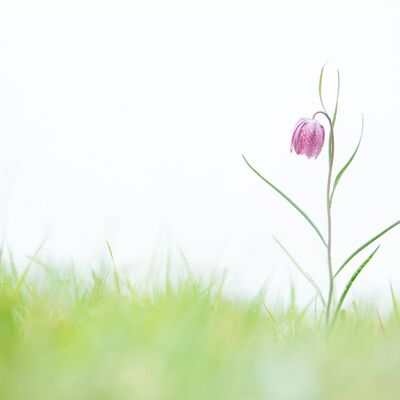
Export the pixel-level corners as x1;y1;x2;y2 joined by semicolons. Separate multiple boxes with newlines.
1;258;400;400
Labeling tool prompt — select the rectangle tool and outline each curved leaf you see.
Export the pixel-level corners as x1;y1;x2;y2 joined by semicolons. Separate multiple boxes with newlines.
242;155;327;247
331;70;340;128
106;240;120;295
273;236;326;308
13;236;49;296
297;296;317;323
318;64;340;164
318;62;328;113
334;219;400;278
390;283;400;321
330;114;364;206
332;245;380;327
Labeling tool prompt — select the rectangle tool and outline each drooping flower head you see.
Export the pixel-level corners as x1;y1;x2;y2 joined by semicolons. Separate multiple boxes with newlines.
291;118;325;159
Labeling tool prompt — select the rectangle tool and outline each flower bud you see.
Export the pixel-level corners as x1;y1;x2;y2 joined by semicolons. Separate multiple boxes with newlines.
291;118;325;159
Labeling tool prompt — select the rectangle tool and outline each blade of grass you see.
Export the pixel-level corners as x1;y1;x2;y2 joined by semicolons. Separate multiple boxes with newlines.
331;245;380;327
71;270;82;304
90;270;109;301
330;114;364;206
273;236;326;309
243;155;327;247
176;242;193;280
376;309;385;335
0;243;3;279
13;236;49;296
351;301;360;318
106;240;121;295
7;246;18;281
389;282;400;321
165;246;172;297
289;282;296;314
26;255;52;272
296;296;315;323
263;302;278;326
263;301;285;338
334;220;400;278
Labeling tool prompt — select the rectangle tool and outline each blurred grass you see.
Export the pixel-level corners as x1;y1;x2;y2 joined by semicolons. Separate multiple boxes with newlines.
1;258;400;400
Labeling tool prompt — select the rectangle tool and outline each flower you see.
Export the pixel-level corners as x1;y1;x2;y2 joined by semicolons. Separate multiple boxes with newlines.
291;118;325;159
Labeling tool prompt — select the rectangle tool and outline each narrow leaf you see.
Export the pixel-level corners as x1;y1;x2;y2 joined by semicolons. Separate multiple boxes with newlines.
334;219;400;278
263;302;278;327
318;62;328;113
13;236;49;296
332;245;380;327
318;63;331;163
390;282;400;321
243;155;327;247
330;114;363;206
106;240;121;295
296;296;316;323
273;236;326;308
329;70;340;163
7;247;18;281
331;70;341;128
376;310;385;334
318;64;340;164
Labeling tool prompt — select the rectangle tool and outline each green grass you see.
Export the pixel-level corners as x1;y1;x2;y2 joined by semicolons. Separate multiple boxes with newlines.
1;260;400;400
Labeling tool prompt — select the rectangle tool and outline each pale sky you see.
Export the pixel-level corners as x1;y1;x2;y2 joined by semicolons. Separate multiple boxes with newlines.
0;1;399;306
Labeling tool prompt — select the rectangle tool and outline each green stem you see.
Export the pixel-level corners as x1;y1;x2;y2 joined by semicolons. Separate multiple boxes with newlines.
313;111;335;325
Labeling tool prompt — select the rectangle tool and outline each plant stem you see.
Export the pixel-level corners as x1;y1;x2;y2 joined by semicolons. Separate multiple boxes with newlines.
313;111;335;325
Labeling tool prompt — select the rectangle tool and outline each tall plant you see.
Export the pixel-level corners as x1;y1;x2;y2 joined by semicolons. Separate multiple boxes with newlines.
243;64;400;327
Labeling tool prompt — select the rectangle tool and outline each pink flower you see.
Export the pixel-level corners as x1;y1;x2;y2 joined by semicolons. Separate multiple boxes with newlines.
291;118;325;159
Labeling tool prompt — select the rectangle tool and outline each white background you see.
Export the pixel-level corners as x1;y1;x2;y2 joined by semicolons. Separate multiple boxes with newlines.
0;1;399;306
